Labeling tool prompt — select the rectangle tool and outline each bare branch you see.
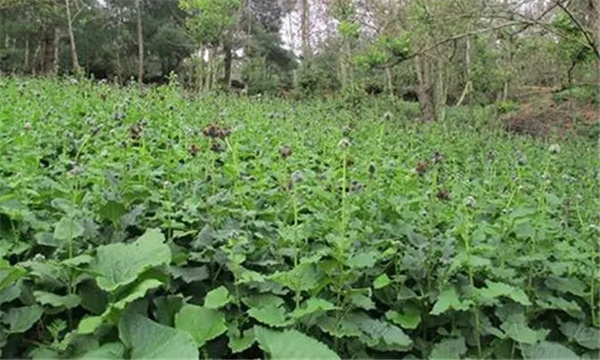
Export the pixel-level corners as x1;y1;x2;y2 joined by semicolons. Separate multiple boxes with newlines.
553;0;600;59
382;21;524;68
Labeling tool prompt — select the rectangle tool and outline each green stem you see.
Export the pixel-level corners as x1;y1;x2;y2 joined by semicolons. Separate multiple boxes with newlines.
341;151;347;237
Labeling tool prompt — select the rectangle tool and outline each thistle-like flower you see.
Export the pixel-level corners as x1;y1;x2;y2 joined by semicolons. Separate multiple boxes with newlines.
338;138;350;148
549;144;561;154
463;196;477;208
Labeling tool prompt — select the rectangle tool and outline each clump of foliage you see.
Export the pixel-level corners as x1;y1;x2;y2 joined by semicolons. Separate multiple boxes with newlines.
0;78;598;359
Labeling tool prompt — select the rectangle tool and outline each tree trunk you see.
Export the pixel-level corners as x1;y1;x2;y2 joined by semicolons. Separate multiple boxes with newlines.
415;55;436;122
567;61;577;85
386;66;394;100
32;44;41;75
300;0;311;65
339;50;347;89
24;35;29;73
434;56;447;121
135;0;144;87
223;44;232;90
456;36;472;106
65;0;81;75
53;28;60;75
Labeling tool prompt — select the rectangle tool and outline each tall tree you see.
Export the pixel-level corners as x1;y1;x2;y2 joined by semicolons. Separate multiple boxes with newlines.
135;0;143;85
64;0;81;74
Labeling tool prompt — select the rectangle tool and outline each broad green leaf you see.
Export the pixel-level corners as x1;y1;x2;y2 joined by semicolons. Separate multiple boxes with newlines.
30;348;60;359
228;328;255;353
430;336;467;360
99;201;126;224
511;207;536;218
0;261;27;292
536;296;583;318
236;269;265;284
349;293;376;310
514;221;535;239
476;281;532;306
248;305;291;327
112;279;164;310
386;309;421;330
559;321;600;349
270;263;321;292
174;304;227;347
119;313;198;359
242;294;285;309
78;316;103;335
93;228;171;292
34;291;80;309
545;276;586;297
204;286;230;309
500;313;541;344
430;288;471;315
168;265;209;283
25;261;68;288
53;217;84;242
373;274;391;289
290;298;338;319
254;326;340;359
153;295;183;326
62;255;94;268
345;251;378;268
317;315;362;338
521;341;579;359
344;312;412;349
36;232;60;247
78;280;109;315
3;305;43;333
0;282;21;305
78;342;125;359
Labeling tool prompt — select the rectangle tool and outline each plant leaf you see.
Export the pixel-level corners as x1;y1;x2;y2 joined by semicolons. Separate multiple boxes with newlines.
242;294;285;309
373;274;391;289
0;261;26;293
53;217;84;242
112;279;164;310
500;313;541;345
385;309;421;330
153;295;184;327
430;336;467;360
254;326;340;359
204;286;230;309
119;313;198;359
248;305;291;327
99;201;126;224
521;341;579;359
78;316;103;335
174;304;227;347
559;321;600;350
78;342;125;359
168;265;209;283
228;328;255;354
290;298;338;319
34;291;80;309
3;305;43;333
345;251;378;268
349;293;376;310
476;281;532;306
430;288;471;315
92;228;171;292
545;276;586;297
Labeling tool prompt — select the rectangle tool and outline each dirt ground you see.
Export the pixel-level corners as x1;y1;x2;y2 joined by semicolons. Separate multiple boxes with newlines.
504;86;599;139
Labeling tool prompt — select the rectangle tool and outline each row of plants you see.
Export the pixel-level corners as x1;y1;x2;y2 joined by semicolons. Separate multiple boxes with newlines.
0;78;598;358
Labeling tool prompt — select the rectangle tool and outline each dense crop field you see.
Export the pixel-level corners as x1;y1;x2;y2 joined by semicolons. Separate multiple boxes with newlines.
0;78;598;359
